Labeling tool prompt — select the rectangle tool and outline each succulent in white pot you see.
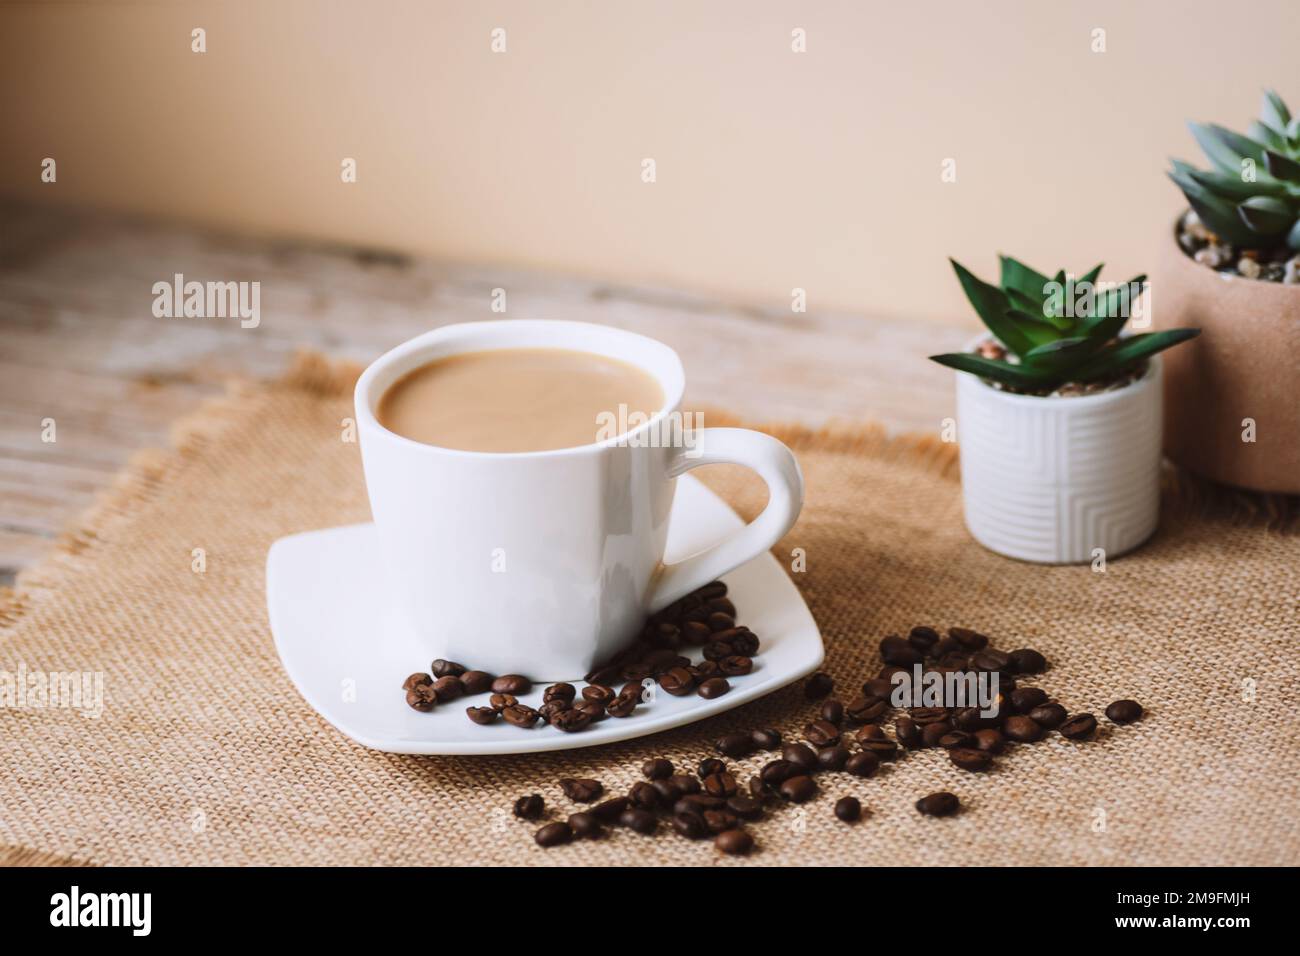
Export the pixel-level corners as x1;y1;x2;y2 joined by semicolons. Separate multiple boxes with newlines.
931;256;1201;564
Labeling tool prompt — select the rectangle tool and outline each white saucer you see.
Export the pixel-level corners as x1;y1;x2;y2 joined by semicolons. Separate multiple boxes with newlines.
266;476;824;755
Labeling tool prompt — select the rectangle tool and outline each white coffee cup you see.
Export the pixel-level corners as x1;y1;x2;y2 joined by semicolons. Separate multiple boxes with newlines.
355;320;804;680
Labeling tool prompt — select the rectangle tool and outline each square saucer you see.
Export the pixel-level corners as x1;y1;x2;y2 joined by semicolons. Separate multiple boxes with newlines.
266;476;824;755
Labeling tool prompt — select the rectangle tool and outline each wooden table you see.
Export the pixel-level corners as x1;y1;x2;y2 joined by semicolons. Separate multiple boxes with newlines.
0;201;968;581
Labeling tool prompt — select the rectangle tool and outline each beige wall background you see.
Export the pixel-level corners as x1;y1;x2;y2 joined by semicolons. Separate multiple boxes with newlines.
1;0;1296;324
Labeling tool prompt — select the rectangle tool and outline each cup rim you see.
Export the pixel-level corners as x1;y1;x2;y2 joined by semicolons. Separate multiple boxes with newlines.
354;319;687;460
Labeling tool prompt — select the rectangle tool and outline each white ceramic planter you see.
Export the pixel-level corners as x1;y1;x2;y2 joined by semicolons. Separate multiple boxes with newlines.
955;355;1163;564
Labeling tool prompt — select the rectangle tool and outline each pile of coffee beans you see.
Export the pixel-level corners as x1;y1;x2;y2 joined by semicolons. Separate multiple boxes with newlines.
401;581;763;734
518;624;1145;856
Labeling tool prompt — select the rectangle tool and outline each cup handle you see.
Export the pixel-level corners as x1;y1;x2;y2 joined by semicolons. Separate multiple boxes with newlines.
648;427;804;613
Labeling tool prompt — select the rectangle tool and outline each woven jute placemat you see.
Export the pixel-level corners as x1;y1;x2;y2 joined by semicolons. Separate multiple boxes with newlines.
2;354;1297;867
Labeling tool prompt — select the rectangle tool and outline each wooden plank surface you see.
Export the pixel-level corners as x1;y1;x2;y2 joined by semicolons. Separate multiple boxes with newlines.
0;201;968;579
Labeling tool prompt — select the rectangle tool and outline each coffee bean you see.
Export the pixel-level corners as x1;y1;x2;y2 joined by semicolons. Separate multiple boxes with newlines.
856;722;885;740
429;676;464;702
460;670;494;694
681;621;712;645
1009;687;1048;713
1059;713;1098;740
676;794;724;813
574;700;607;722
538;699;569;722
730;630;760;656
658;667;695;696
702;771;738;799
880;634;923;666
819;699;845;725
591;797;629;823
567;812;604;839
708;596;737;617
466;705;497;725
804;672;834;700
431;659;466;678
492;674;532;695
628;781;662;811
760;759;797;785
861;737;899;761
751;728;782;750
921;721;953;748
689;661;721;682
719;655;753;677
698;758;726;779
948;627;988;650
804;719;841;748
910;706;950;726
1106;699;1143;724
543;682;576;704
489;693;517;711
782;743;818;774
606;694;637;718
895;717;922;748
670;774;701;796
696;581;728;600
748;777;769;801
908;626;941;652
703;808;739;834
715;732;756;758
550;708;592;733
405;684;437;712
652;779;682;804
642;758;673;780
402;672;433;692
619;808;657;835
1009;648;1047;674
779;775;817;803
845;752;879;778
672;811;709;839
715;829;753;855
949;748;992;772
581;684;615;705
971;649;1012;673
951;707;986;731
845;695;889;724
697;677;731;699
727;795;763;821
915;791;960;817
817;744;851;771
557;778;602;803
707;611;735;632
702;641;734;662
938;731;974;750
974;729;1005;753
534;822;572;847
1028;703;1067;729
1003;715;1042;742
513;794;543;820
862;677;894;698
834;796;862;822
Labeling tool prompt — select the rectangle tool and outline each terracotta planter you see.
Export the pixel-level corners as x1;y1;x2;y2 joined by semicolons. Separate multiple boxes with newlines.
1153;220;1300;493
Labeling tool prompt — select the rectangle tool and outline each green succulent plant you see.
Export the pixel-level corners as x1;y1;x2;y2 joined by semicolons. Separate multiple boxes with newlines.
1169;89;1300;251
928;256;1200;393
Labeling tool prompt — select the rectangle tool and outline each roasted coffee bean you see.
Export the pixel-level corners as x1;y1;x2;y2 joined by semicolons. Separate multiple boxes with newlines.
1059;713;1098;740
1009;648;1047;674
619;680;648;701
543;682;576;704
672;811;709;840
862;677;895;698
949;748;992;772
606;694;637;718
676;794;724;813
405;684;437;712
835;796;862;822
895;717;923;748
727;795;763;821
782;743;819;774
1003;715;1043;742
1009;687;1048;713
856;722;885;740
708;596;737;617
859;738;899;761
817;744;851;771
921;721;954;748
620;661;654;682
1028;702;1068;729
715;732;756;758
670;774;701;796
681;621;713;645
845;751;880;778
910;706;950;726
719;655;753;677
804;719;841;748
402;672;433;692
489;693;517;712
932;637;962;659
908;625;941;652
566;811;603;839
748;777;769;801
760;759;797;785
642;758;673;780
804;672;834;700
697;677;731;700
974;729;1005;753
432;676;466;702
581;684;615;705
916;791;960;817
751;728;782;750
715;829;753;855
707;612;736;632
534;822;572;847
591;797;629;823
431;659;466;678
697;758;727;779
948;627;988;651
657;667;695;696
702;771;739;799
492;674;532;695
573;700;607;723
779;775;817;803
703;808;739;833
466;705;497;725
938;730;975;750
702;641;734;662
951;707;989;731
698;581;729;601
971;649;1012;673
730;630;760;656
845;695;889;724
628;781;662;810
652;779;682;804
880;634;923;666
513;794;544;820
619;808;657;835
1106;699;1143;724
689;661;721;682
819;699;845;725
551;708;592;733
460;670;494;694
538;699;569;722
559;778;603;802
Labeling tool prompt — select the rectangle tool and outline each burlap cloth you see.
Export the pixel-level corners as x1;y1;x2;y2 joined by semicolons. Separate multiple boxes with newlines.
2;354;1297;867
